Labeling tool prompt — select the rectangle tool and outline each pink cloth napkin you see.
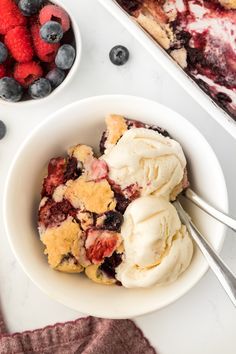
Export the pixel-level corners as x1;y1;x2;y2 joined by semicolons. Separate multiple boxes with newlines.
0;311;156;354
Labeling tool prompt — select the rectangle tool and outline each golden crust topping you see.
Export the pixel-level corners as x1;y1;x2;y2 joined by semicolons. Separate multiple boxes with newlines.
67;144;94;163
218;0;236;9
105;114;127;147
56;260;84;273
85;264;116;285
65;176;116;214
77;211;94;230
41;217;83;272
136;12;171;49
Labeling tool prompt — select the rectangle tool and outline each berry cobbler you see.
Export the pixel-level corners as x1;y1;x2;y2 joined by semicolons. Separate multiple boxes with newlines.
116;0;236;119
38;115;193;288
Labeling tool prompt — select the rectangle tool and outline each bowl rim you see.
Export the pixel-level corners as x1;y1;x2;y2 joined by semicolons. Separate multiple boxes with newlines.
0;0;82;107
3;95;229;318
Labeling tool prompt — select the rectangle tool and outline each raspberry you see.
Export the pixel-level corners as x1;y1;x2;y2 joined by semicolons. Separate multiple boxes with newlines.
14;61;43;87
0;65;6;79
5;26;34;63
31;23;60;62
39;5;70;32
0;0;27;35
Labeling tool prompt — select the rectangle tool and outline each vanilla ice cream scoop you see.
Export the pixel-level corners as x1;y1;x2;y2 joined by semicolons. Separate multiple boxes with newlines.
116;196;193;288
101;128;186;200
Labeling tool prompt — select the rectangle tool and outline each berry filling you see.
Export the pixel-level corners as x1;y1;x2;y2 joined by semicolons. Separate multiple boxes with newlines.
85;229;121;265
38;198;76;228
99;252;123;279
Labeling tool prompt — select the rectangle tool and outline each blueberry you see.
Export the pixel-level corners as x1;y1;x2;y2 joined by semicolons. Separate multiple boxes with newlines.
99;252;122;279
0;78;23;102
40;21;63;44
103;211;123;232
29;78;51;99
0;120;6;140
18;0;43;16
46;68;65;89
109;45;129;66
55;44;76;70
0;42;8;64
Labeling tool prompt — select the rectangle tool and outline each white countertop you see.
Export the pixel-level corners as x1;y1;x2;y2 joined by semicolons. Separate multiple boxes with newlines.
0;1;235;353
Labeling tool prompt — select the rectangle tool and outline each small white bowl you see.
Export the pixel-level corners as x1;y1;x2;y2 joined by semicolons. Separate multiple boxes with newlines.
0;0;82;106
3;95;228;318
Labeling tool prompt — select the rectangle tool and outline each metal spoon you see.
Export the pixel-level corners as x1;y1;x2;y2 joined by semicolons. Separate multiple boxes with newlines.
184;188;236;232
174;200;236;307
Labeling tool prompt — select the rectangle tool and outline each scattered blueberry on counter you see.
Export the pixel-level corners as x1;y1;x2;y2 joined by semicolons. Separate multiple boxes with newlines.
0;120;7;139
109;45;129;66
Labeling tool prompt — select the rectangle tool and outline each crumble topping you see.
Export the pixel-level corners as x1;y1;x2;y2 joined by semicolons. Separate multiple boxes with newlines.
41;217;84;272
65;176;116;213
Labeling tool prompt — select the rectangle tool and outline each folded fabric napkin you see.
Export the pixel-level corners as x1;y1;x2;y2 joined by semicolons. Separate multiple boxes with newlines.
0;311;156;354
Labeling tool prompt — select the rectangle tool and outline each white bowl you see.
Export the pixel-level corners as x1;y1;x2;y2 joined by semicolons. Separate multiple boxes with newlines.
0;0;82;106
3;95;228;318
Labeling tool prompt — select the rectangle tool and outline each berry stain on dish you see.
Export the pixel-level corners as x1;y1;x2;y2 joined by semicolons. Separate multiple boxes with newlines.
38;115;193;288
0;0;76;102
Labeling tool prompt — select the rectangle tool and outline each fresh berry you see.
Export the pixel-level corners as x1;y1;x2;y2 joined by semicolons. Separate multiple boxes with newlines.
40;21;63;44
18;0;43;16
14;61;43;87
0;65;6;79
0;77;23;102
46;67;65;88
85;229;120;264
0;120;7;140
39;5;70;32
29;78;51;99
0;42;8;64
0;0;27;35
109;45;129;66
31;23;60;62
42;157;66;197
5;26;34;63
103;211;123;232
55;44;75;70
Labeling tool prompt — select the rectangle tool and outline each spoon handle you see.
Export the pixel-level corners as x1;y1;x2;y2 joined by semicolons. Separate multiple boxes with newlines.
185;188;236;232
174;201;236;307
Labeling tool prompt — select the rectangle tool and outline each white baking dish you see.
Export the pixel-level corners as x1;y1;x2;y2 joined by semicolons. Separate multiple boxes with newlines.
99;0;236;139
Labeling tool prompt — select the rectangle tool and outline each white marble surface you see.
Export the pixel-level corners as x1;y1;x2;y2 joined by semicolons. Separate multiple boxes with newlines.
0;0;235;353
